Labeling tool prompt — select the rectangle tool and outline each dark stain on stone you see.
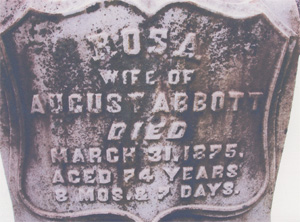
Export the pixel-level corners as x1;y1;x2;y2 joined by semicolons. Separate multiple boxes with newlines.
45;38;84;92
86;3;100;14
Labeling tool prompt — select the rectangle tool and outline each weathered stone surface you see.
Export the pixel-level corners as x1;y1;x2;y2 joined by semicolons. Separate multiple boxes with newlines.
0;0;299;221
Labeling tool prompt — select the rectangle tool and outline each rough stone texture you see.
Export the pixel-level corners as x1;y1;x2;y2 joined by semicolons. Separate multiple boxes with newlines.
0;1;299;222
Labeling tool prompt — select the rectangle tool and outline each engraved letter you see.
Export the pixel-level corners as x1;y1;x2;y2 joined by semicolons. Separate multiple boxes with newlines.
89;147;102;163
68;170;80;184
131;121;144;140
55;188;68;202
225;144;237;158
229;91;244;111
49;94;63;113
167;121;187;139
174;92;188;112
122;69;141;85
128;92;145;113
145;117;166;140
124;168;135;183
168;70;180;85
106;147;119;163
163;167;180;182
212;165;224;179
249;92;263;110
146;71;156;85
173;33;197;58
83;168;96;184
122;28;141;55
148;28;168;54
209;144;222;159
152;92;170;113
158;186;170;200
107;122;127;140
100;70;118;84
31;94;45;114
79;188;95;202
98;169;112;184
181;185;192;198
193;145;206;160
87;32;115;61
123;147;136;163
183;167;193;180
69;94;83;113
184;146;190;161
223;181;234;196
227;164;239;178
52;169;65;184
207;182;222;197
87;93;102;113
97;188;109;202
148;146;162;162
72;148;85;163
112;188;123;201
51;148;68;163
183;70;194;84
193;92;207;112
196;166;208;180
164;146;173;161
135;187;148;200
211;91;225;111
194;184;206;197
107;93;122;113
139;168;154;183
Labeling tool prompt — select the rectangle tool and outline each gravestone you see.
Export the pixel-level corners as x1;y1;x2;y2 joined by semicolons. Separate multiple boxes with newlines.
0;0;299;221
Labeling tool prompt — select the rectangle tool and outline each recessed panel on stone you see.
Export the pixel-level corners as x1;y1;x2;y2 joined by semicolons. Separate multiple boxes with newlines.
0;1;299;222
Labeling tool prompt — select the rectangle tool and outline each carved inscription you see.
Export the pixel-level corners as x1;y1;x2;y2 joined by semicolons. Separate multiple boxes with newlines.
50;143;242;202
7;3;286;220
27;27;268;203
87;28;200;59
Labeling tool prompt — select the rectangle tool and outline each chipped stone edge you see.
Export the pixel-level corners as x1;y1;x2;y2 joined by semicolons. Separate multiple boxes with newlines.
0;0;297;221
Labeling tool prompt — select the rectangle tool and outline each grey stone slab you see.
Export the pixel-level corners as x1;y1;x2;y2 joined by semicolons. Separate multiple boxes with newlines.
0;1;299;221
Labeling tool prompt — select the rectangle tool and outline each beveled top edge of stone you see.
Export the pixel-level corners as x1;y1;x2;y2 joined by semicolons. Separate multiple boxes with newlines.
0;0;299;37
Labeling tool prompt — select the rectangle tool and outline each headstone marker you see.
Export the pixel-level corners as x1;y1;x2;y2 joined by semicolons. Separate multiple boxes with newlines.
0;0;299;221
